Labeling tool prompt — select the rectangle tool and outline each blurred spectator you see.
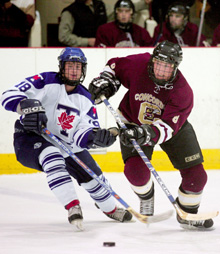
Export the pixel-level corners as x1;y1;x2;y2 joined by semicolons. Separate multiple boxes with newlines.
203;0;220;41
151;0;195;24
58;0;107;47
205;0;220;28
152;1;207;46
95;0;152;47
212;24;220;46
104;0;152;23
58;0;152;47
0;0;34;47
11;0;35;19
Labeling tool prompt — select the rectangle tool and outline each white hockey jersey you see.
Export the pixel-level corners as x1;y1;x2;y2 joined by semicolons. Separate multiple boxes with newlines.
1;72;100;154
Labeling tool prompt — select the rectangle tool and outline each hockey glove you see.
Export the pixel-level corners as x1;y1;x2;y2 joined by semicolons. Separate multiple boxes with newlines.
119;124;156;147
88;71;121;104
20;99;48;134
88;128;117;148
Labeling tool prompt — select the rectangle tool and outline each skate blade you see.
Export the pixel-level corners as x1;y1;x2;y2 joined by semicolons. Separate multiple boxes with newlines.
71;219;84;231
179;224;215;231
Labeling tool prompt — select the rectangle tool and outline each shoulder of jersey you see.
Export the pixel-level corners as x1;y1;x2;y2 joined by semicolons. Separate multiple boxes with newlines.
74;84;93;101
26;71;61;86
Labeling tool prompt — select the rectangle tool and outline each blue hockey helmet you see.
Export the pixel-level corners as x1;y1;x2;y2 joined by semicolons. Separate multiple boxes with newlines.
58;47;87;86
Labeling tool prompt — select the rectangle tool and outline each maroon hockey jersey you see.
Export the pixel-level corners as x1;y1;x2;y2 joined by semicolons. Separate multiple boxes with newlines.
95;21;153;47
153;22;206;47
105;52;193;144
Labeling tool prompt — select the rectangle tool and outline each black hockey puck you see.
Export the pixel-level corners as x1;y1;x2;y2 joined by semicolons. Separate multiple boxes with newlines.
204;219;214;228
103;242;115;247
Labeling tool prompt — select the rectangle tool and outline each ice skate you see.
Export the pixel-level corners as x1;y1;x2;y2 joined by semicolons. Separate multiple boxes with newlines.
177;214;214;230
140;196;154;216
68;205;84;230
95;203;132;222
105;207;133;222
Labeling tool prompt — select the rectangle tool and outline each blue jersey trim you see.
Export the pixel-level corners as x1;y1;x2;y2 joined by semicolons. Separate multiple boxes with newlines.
25;72;62;90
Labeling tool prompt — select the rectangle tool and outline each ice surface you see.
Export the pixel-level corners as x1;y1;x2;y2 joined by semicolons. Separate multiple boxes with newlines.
0;170;219;254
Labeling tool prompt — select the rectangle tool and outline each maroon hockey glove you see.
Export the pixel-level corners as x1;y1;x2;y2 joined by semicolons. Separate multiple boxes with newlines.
119;124;156;147
88;71;121;104
20;99;48;134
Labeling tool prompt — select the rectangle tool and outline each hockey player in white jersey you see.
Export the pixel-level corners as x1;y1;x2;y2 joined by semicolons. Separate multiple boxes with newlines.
0;47;132;230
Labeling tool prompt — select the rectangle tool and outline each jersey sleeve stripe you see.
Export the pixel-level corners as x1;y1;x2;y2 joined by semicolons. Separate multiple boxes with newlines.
2;95;27;112
153;119;173;144
74;128;93;148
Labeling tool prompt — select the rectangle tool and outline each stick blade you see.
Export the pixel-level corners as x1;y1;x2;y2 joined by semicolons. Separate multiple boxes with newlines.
179;210;219;221
148;210;174;223
127;207;173;224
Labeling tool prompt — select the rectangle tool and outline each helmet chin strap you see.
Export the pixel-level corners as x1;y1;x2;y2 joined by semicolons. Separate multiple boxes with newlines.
116;20;132;31
63;77;80;87
171;26;184;35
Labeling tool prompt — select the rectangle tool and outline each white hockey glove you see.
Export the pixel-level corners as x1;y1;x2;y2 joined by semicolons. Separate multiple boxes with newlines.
119;124;156;147
88;71;121;104
20;99;48;134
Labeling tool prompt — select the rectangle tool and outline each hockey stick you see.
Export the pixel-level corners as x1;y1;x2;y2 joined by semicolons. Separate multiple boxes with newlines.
153;8;163;46
196;0;207;46
100;95;219;221
42;128;173;224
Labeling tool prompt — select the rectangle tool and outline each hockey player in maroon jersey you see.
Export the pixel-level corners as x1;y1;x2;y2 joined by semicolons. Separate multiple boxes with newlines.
152;2;207;46
95;0;152;47
88;40;214;229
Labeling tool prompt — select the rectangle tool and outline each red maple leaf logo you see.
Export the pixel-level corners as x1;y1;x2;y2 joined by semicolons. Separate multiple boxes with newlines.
58;112;75;130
